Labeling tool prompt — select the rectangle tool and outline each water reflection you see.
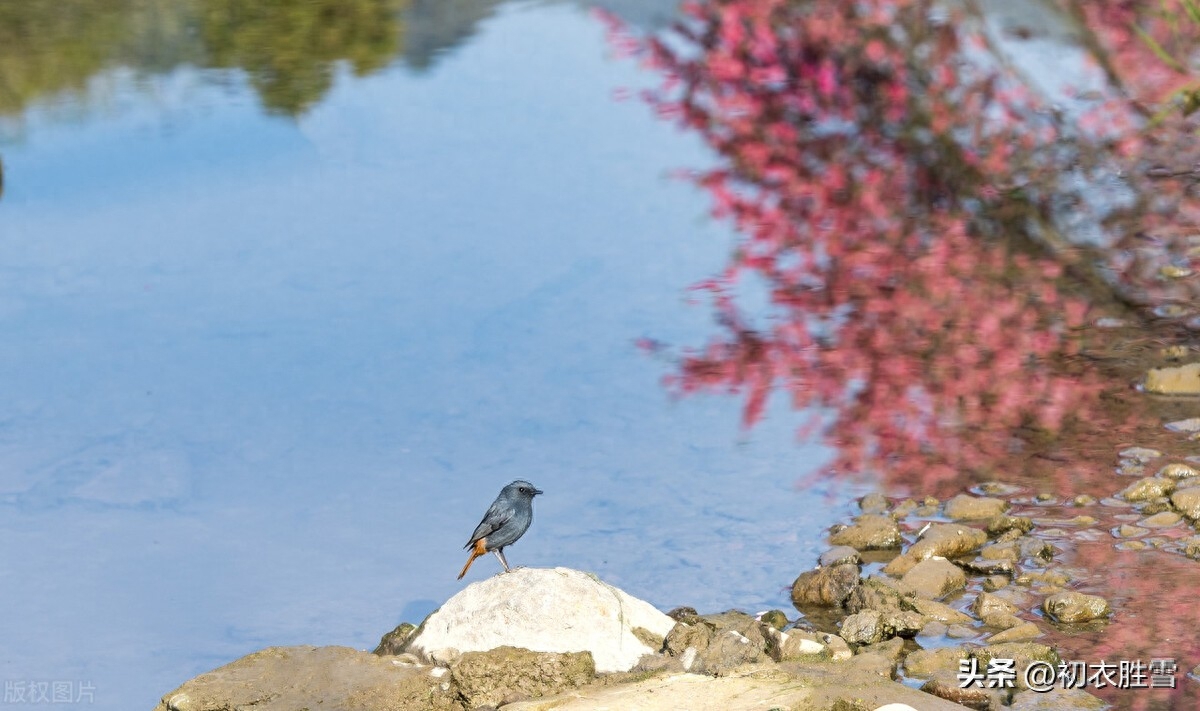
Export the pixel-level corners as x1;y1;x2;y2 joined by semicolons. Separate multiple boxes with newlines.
614;0;1200;707
608;0;1111;489
0;0;681;123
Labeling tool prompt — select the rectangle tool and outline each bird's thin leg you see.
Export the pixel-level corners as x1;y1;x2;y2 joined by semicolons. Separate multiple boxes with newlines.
493;548;511;573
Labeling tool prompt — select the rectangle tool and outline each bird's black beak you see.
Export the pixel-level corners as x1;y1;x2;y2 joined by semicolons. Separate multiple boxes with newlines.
532;487;544;496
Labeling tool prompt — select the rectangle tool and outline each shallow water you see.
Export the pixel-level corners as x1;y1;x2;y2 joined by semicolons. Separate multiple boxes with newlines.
0;2;855;708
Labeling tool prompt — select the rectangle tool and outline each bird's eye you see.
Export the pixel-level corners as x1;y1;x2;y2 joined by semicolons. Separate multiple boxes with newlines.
519;487;527;494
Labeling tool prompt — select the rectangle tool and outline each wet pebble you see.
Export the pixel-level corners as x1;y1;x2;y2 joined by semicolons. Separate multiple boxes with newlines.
1171;488;1200;519
1166;417;1200;433
1114;524;1149;538
1140;511;1183;528
943;494;1007;521
1117;476;1175;502
1072;494;1097;506
1159;462;1200;479
1119;446;1163;461
986;514;1033;536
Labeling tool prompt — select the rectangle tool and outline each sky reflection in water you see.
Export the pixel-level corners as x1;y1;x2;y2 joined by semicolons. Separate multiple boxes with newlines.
0;2;846;708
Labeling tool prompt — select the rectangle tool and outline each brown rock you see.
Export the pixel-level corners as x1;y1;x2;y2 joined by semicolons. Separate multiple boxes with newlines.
153;646;459;711
790;563;860;608
1172;488;1200;519
1118;477;1175;502
1042;592;1111;624
451;646;594;708
944;494;1008;520
829;514;903;550
901;557;967;600
883;524;987;576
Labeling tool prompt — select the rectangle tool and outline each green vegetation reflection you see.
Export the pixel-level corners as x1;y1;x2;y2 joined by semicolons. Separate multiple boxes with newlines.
0;0;409;118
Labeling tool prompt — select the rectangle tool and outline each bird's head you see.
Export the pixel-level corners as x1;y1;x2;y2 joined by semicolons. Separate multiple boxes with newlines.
505;480;543;500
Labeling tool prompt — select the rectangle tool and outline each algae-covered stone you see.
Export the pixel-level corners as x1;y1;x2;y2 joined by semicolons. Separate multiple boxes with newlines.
1159;463;1200;479
758;609;789;631
451;646;594;709
986;514;1033;536
373;622;417;656
840;610;884;645
944;494;1008;520
1042;592;1111;623
829;514;903;550
1118;477;1175;502
1172;488;1200;519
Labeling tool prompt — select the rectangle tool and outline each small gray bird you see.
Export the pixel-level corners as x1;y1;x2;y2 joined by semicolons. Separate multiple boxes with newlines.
458;480;543;579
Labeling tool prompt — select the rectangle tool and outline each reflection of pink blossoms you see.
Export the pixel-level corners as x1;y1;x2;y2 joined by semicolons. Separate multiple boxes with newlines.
603;0;1107;485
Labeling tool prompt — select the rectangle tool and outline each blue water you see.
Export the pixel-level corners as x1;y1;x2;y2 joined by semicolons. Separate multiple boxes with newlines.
0;3;862;708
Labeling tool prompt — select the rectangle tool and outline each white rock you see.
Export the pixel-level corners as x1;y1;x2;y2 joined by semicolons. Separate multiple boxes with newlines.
408;567;675;673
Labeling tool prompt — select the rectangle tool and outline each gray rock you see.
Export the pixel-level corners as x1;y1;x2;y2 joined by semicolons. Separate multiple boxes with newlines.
1042;591;1111;624
840;610;884;645
883;524;987;575
818;545;862;567
881;610;926;639
1119;446;1163;461
944;494;1008;520
829;514;903;550
790;563;861;607
407;567;674;673
763;627;827;661
1118;477;1175;502
844;577;908;614
154;646;460;711
451;646;594;708
901;558;967;600
664;611;772;675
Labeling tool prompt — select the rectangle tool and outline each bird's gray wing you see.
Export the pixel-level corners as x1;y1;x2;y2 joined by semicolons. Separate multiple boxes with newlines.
465;500;514;547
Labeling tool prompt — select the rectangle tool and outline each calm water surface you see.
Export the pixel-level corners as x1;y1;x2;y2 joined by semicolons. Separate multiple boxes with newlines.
0;2;854;707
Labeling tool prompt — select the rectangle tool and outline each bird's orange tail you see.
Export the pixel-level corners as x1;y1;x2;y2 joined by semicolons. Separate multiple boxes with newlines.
457;538;487;579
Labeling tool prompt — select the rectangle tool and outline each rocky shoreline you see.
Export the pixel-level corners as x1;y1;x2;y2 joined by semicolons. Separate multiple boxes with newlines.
156;461;1200;711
